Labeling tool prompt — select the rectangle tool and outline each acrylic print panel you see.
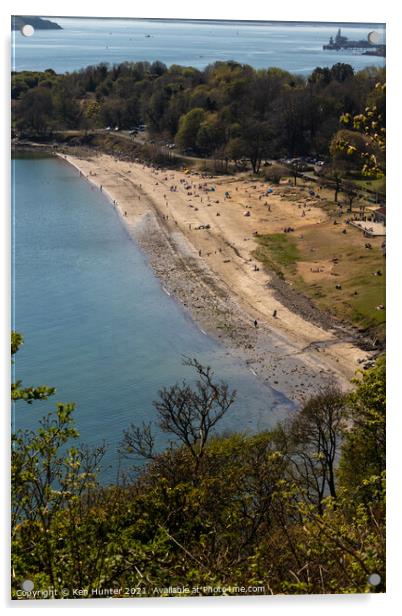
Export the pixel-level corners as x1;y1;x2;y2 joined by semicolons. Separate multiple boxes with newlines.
11;15;386;600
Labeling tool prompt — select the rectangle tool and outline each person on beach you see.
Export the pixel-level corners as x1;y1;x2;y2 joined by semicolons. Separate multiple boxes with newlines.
100;185;102;192
273;310;277;318
254;320;258;328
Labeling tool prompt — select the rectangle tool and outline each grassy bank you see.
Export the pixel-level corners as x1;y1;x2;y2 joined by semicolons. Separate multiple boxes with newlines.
254;224;385;341
253;233;300;279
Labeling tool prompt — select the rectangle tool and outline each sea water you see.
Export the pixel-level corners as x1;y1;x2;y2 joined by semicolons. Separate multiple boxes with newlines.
12;18;385;75
12;154;294;479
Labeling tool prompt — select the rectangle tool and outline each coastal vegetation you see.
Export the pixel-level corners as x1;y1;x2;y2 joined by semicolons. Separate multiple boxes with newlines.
12;60;385;173
11;334;385;597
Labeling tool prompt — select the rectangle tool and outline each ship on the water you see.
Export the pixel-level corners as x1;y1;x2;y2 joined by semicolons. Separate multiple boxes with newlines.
323;29;385;56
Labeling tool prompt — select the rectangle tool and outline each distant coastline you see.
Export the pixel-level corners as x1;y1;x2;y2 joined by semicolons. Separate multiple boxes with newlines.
45;17;385;28
12;18;385;75
11;16;62;31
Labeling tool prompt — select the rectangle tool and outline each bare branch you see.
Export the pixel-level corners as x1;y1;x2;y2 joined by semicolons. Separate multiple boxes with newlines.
120;422;156;460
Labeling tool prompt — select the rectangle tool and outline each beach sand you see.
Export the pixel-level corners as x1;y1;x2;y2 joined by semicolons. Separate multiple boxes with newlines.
58;151;370;402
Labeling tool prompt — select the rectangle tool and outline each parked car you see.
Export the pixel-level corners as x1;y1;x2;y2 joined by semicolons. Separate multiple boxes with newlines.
296;162;309;171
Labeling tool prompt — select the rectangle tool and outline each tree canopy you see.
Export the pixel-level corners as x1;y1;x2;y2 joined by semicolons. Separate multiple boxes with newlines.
12;61;385;168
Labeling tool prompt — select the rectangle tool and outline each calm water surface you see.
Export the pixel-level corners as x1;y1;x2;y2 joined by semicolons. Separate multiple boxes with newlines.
12;155;294;477
12;18;385;75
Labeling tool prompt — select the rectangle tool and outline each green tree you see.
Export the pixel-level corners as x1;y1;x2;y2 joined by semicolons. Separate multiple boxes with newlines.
321;163;346;202
343;181;358;212
196;113;226;156
11;332;55;403
279;88;308;156
224;137;247;170
330;63;354;83
240;119;272;174
287;160;303;186
330;128;369;170
176;108;206;151
16;87;54;135
339;82;385;176
53;82;81;128
99;97;125;129
83;99;101;128
308;66;332;87
11;335;112;594
275;385;347;513
338;357;386;502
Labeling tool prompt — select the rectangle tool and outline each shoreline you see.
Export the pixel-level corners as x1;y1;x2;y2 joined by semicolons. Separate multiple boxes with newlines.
53;149;370;402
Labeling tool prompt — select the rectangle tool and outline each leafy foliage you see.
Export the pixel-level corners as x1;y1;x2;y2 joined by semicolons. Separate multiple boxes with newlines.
338;356;386;502
12;61;385;170
11;332;55;403
11;335;385;597
339;82;385;176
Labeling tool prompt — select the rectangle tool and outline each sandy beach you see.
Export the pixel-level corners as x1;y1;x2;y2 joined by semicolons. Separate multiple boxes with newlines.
57;150;370;402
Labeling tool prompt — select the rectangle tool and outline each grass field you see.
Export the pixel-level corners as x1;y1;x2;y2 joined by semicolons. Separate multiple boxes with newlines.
253;234;300;278
349;176;385;194
254;213;385;341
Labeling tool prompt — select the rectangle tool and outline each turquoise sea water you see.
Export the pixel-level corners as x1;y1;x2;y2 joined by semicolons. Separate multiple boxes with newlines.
12;17;385;75
12;154;294;478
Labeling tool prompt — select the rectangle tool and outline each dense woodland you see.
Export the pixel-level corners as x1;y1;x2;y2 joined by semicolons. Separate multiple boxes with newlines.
12;60;385;174
12;333;385;597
